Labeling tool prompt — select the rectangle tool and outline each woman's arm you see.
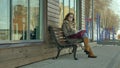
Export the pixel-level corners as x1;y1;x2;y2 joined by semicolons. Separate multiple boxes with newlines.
62;21;75;37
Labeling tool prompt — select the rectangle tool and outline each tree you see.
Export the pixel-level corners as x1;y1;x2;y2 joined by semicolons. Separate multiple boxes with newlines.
94;0;120;31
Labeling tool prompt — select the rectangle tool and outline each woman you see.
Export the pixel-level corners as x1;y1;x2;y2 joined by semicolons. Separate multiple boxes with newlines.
62;13;97;58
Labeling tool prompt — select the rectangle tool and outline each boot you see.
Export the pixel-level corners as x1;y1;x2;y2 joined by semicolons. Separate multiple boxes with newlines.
83;37;97;58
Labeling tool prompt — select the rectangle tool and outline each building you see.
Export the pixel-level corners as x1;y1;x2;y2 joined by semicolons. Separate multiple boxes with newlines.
0;0;92;68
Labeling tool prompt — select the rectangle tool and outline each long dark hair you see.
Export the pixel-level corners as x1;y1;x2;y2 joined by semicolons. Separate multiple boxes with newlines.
64;12;74;22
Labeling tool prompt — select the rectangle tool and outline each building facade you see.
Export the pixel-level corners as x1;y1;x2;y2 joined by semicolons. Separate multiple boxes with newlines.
0;0;92;68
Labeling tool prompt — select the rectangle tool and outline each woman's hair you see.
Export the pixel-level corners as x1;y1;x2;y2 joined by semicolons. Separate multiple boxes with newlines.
64;12;74;22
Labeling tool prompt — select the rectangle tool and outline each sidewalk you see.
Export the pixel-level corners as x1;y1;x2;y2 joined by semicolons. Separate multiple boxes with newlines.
18;45;120;68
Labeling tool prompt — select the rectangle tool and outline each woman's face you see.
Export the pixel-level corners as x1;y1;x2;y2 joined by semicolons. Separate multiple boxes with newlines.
68;14;74;22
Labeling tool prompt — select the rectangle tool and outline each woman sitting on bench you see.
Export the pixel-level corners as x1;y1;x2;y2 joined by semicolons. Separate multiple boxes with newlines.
62;12;97;58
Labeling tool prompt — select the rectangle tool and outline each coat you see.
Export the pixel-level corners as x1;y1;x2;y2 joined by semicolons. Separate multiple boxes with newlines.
62;20;83;43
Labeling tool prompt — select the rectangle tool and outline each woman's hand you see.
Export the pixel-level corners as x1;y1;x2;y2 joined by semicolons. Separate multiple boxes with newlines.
75;30;81;33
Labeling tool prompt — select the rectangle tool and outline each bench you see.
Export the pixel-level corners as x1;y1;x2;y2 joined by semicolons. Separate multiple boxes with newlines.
48;26;83;60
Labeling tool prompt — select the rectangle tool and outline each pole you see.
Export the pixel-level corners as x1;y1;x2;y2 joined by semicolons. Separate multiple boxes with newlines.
91;0;94;41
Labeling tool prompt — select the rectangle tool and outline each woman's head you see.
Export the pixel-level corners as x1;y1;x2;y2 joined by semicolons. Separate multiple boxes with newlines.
64;13;74;22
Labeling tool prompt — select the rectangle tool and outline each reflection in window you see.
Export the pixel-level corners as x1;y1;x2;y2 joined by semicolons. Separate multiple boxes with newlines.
0;0;10;40
59;0;76;27
70;0;74;12
30;0;39;40
64;0;69;18
0;0;43;42
59;0;64;27
74;0;76;16
12;0;43;40
12;0;28;40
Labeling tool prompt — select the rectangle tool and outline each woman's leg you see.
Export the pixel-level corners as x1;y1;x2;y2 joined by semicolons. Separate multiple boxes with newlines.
83;37;97;58
83;37;94;55
68;31;97;58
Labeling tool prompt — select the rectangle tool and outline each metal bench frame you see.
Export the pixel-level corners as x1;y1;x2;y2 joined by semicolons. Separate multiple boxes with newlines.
48;26;81;60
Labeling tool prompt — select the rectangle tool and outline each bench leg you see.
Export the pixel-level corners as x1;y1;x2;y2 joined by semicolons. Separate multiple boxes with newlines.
73;46;78;60
54;48;61;59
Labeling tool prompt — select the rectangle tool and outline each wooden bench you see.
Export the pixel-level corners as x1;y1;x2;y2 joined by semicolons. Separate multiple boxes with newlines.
48;26;83;60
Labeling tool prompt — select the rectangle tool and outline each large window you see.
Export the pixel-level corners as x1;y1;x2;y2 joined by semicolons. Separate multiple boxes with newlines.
59;0;76;27
0;0;44;42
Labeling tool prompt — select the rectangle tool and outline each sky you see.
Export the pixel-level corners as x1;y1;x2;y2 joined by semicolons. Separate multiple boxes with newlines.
109;0;120;34
110;0;120;16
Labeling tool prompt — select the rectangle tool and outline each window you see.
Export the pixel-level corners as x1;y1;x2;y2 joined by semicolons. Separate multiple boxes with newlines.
12;0;28;40
63;0;69;17
59;0;77;27
0;0;44;42
0;0;10;40
30;0;40;40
